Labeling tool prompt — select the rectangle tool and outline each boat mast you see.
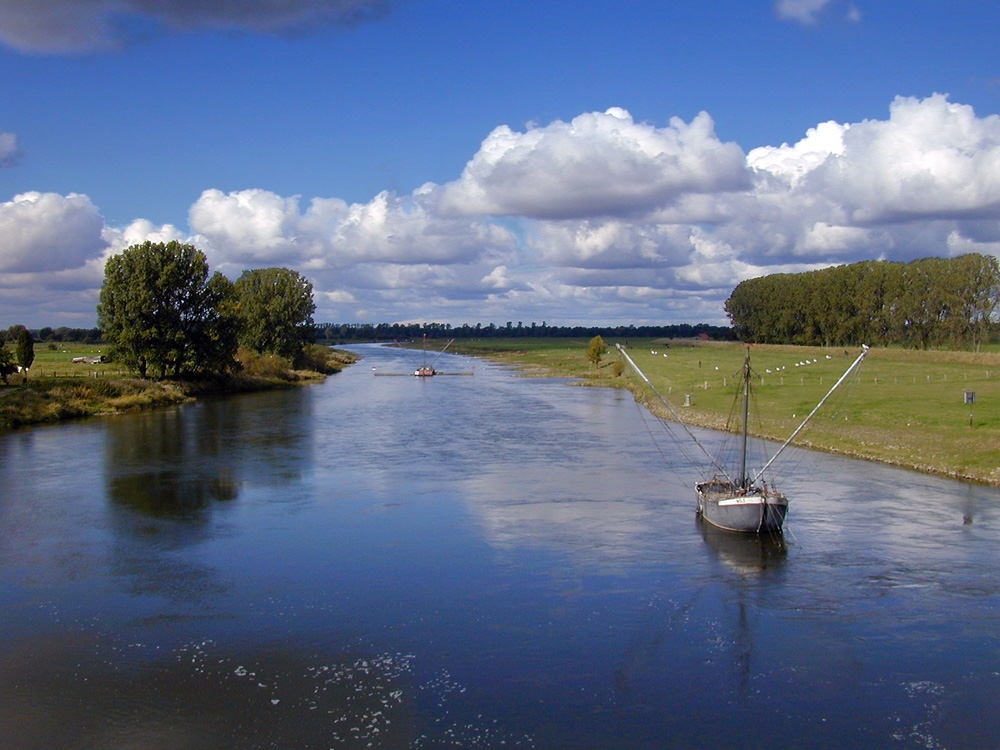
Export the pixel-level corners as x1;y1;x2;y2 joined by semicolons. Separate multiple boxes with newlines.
738;349;751;490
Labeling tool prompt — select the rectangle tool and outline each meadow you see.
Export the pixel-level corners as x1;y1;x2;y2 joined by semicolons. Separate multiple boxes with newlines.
0;342;354;430
448;337;1000;486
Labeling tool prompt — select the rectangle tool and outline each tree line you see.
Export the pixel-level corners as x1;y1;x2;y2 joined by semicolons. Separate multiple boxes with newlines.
725;254;1000;349
316;321;735;343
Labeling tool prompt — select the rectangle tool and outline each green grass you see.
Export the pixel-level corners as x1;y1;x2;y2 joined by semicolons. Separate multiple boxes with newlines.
20;342;120;378
1;342;358;430
449;338;1000;486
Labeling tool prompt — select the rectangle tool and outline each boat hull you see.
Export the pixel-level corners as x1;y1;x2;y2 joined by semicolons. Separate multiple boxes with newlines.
696;482;787;533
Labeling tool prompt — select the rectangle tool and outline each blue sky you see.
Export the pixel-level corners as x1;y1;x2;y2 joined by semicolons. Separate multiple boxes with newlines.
2;0;1000;328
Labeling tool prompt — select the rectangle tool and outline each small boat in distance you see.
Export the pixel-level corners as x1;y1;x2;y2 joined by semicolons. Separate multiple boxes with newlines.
414;335;446;376
372;337;475;377
617;344;869;534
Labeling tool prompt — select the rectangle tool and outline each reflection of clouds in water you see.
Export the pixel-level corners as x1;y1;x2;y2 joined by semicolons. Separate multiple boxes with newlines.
460;464;663;559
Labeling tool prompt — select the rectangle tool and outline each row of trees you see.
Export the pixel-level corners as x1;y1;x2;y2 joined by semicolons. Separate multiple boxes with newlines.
725;254;1000;349
98;241;316;378
316;321;735;343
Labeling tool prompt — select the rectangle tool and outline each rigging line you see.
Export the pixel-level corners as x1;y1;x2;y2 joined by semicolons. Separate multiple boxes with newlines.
632;396;691;486
617;345;732;482
629;382;702;483
428;339;455;367
751;345;869;485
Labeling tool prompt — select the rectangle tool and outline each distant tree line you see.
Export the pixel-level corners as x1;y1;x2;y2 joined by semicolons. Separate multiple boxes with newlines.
36;326;103;343
315;321;735;343
725;254;1000;349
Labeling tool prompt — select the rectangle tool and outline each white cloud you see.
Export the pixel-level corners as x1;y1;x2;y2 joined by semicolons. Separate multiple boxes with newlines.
437;108;749;220
190;188;516;275
5;95;1000;328
0;132;18;166
0;192;106;273
774;0;834;24
748;120;848;186
775;0;862;25
0;0;393;54
803;95;1000;224
525;219;694;270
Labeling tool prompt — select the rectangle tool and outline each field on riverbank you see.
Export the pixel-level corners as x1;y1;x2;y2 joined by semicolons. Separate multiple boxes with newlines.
0;343;358;430
447;337;1000;486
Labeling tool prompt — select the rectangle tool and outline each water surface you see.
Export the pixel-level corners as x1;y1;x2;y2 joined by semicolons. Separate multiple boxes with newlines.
1;343;999;749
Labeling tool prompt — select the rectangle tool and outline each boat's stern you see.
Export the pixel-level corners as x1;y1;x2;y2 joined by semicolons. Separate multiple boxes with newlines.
696;480;787;533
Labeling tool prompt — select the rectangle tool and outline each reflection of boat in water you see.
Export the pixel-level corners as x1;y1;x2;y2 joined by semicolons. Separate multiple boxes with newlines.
618;344;868;534
698;517;787;576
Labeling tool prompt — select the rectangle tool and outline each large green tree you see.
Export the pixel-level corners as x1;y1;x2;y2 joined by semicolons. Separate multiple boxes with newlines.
233;267;316;363
98;241;239;378
10;325;34;381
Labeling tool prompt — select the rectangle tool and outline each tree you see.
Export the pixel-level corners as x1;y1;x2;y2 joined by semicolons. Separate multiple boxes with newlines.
10;325;34;381
586;335;607;367
233;267;316;363
97;241;239;378
0;342;15;384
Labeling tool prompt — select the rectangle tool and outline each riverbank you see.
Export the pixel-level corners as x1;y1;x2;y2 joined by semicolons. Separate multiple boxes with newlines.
447;337;1000;487
0;346;359;431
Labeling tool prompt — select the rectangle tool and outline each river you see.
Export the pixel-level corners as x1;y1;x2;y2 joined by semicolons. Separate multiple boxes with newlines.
1;343;999;749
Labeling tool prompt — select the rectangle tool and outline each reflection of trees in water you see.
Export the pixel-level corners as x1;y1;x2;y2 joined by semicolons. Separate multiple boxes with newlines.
102;391;312;605
105;407;240;518
104;391;312;519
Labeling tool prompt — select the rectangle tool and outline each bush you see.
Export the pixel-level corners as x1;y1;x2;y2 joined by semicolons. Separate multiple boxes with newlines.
236;347;293;380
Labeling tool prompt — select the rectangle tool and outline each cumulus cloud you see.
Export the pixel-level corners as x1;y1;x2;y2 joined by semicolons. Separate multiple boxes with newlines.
0;192;107;273
525;219;694;270
802;95;1000;223
190;187;516;274
0;195;198;324
436;108;749;220
6;95;1000;328
0;0;392;54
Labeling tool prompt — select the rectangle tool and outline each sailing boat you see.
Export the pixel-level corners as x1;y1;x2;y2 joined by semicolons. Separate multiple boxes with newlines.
618;344;869;534
373;337;474;377
414;336;452;376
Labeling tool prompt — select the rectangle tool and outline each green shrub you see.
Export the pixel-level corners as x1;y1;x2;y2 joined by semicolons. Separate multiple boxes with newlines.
236;347;293;380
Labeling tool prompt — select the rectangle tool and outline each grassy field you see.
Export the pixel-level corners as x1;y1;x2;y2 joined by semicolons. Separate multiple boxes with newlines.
447;337;1000;486
0;342;356;430
20;342;120;378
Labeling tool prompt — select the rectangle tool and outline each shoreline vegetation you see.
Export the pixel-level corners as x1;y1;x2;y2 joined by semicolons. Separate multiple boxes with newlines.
0;344;358;431
442;337;1000;488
